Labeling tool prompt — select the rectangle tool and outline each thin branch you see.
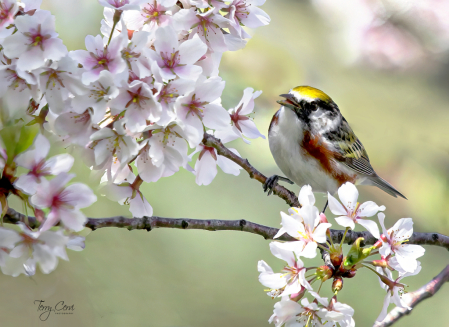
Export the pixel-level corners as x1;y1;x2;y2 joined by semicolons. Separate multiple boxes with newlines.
5;208;449;250
373;264;449;327
202;133;300;208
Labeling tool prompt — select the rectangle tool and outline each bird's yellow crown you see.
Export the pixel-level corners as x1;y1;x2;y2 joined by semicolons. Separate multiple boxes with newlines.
291;86;332;103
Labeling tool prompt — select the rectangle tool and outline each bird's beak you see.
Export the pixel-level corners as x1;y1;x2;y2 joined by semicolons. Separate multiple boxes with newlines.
277;94;301;111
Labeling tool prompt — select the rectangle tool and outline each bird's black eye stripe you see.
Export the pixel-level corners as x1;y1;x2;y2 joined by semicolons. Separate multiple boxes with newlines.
303;102;318;112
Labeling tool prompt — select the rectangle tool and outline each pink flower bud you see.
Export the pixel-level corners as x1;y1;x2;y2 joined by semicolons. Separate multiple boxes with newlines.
319;213;328;223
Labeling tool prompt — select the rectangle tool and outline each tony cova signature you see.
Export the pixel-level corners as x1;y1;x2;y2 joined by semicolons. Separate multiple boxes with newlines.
34;300;75;321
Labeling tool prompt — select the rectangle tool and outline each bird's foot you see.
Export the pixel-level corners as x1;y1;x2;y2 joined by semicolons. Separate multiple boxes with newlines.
263;175;294;196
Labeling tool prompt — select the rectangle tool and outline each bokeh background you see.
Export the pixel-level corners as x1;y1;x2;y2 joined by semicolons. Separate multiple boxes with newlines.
3;0;449;326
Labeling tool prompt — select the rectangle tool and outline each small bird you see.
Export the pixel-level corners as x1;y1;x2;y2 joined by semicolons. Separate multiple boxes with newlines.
264;86;406;210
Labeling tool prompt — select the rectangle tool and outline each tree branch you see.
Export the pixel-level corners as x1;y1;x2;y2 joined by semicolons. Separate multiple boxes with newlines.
5;208;449;250
373;264;449;327
202;133;300;208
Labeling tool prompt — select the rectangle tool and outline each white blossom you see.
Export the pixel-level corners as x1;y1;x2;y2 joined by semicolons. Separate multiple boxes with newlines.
328;182;384;239
14;134;74;195
378;213;425;273
2;10;67;71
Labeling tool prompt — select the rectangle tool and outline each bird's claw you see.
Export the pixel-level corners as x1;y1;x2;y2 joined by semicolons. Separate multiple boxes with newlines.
263;175;293;196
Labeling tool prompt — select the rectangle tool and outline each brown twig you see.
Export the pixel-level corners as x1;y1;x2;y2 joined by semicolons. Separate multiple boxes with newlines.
5;208;449;250
373;264;449;327
202;133;300;208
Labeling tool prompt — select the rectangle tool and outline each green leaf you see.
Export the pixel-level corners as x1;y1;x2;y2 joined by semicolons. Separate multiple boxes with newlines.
0;123;39;164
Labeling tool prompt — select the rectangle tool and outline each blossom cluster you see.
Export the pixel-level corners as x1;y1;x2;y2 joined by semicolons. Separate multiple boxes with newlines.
312;0;449;70
0;130;94;276
0;0;269;276
259;182;425;326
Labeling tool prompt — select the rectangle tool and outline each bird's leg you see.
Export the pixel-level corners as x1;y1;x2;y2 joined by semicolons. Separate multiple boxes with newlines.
263;175;294;196
321;200;329;214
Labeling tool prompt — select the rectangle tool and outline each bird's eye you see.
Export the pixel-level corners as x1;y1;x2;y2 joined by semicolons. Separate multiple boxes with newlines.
307;103;318;111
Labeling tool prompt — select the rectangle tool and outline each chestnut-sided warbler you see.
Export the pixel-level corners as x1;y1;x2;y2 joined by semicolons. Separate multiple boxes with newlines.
265;86;406;209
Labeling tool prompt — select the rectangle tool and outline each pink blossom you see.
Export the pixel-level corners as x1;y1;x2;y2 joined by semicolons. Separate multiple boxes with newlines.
14;134;74;195
98;0;145;11
109;80;162;131
149;25;207;82
30;173;97;232
191;143;241;185
215;87;265;144
174;76;230;147
174;8;232;52
123;0;177;32
0;0;18;39
36;56;86;113
2;10;67;71
70;32;127;85
225;0;270;39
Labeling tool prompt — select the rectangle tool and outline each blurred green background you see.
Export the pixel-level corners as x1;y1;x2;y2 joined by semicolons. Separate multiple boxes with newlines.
3;0;449;326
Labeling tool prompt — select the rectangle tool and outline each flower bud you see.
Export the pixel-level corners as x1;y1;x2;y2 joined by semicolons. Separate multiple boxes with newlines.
373;240;383;249
290;286;306;302
332;277;343;293
319;213;328;223
342;269;356;278
329;244;343;267
380;234;388;243
330;251;343;267
371;259;388;268
316;265;334;282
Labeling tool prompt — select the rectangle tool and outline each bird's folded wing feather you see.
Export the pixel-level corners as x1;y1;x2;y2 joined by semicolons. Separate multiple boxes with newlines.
330;119;376;176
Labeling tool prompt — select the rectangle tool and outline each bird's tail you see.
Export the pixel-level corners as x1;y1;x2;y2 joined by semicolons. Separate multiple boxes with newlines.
363;175;407;199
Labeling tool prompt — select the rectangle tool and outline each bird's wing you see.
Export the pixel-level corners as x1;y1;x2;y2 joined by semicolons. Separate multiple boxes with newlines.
328;118;376;176
326;118;407;199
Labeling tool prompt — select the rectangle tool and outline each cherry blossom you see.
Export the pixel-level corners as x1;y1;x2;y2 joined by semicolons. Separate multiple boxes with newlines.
268;297;303;327
136;140;166;182
36;56;86;113
376;263;421;322
173;8;232;52
121;30;153;78
274;185;316;239
142;123;189;175
153;78;193;125
1;224;69;276
328;182;384;239
98;0;146;11
312;292;355;327
70;70;119;123
14;134;74;195
149;25;207;82
53;107;97;146
0;63;39;116
191;143;241;186
258;242;311;298
215;87;265;144
123;0;178;32
101;181;153;218
0;0;18;39
70;32;127;85
90;121;140;168
109;80;162;132
174;76;230;147
225;0;270;39
293;297;329;326
2;10;67;71
30;173;97;232
378;213;425;273
276;205;331;258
